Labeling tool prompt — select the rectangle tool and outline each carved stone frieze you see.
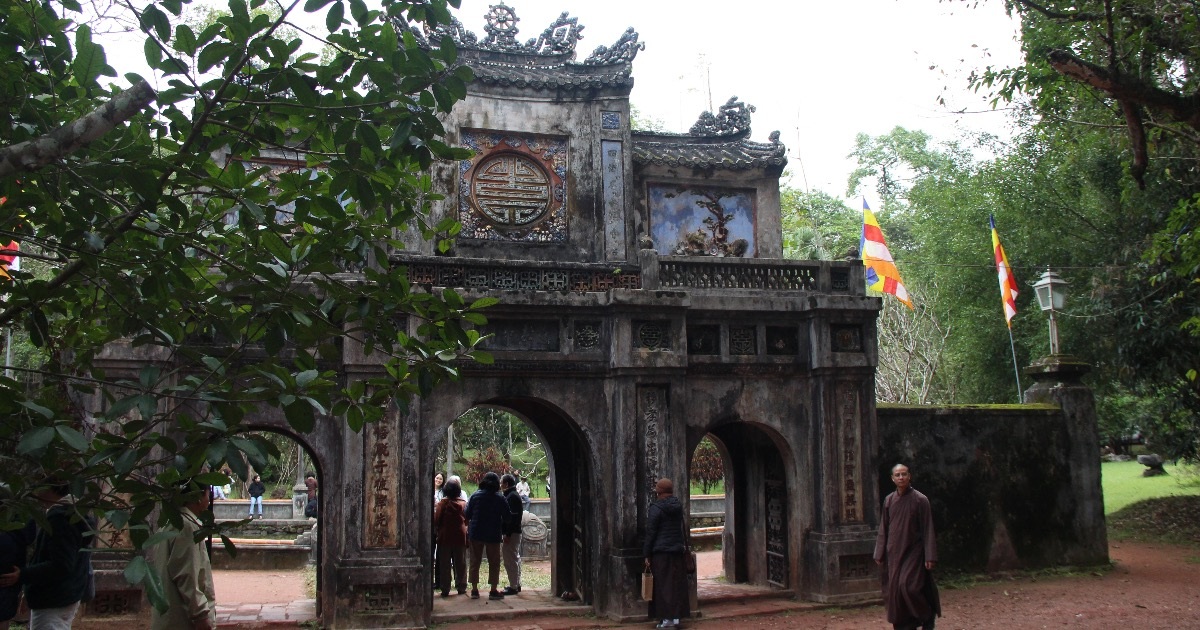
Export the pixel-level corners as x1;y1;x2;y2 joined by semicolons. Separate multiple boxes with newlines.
404;260;640;293
659;260;817;290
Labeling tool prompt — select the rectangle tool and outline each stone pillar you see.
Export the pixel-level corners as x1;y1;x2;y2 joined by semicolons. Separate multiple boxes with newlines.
1022;355;1108;564
293;442;308;519
802;376;880;603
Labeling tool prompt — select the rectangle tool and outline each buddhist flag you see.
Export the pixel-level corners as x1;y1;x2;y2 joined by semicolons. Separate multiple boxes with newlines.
0;196;15;280
990;215;1017;327
860;200;913;309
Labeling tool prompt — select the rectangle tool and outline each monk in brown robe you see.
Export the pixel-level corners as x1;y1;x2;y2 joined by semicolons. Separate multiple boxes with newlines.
874;463;940;630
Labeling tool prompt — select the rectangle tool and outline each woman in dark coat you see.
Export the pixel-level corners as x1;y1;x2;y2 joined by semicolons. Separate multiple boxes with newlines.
464;471;510;600
643;478;689;628
433;477;468;597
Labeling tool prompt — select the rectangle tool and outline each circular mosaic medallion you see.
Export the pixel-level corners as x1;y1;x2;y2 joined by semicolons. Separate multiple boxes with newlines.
470;153;553;228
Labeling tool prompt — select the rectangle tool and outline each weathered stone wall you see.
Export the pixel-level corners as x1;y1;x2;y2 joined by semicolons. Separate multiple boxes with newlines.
877;403;1108;573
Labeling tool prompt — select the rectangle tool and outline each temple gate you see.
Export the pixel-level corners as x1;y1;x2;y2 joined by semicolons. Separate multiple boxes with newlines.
89;5;885;627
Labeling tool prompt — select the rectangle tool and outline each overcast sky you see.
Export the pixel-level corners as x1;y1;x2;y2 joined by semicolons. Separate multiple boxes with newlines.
451;0;1025;200
99;0;1024;203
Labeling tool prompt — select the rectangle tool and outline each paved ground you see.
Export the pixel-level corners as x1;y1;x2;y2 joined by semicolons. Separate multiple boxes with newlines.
205;540;1200;629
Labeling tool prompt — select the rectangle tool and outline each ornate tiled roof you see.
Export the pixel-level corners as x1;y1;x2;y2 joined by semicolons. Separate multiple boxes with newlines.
633;98;787;171
407;4;643;91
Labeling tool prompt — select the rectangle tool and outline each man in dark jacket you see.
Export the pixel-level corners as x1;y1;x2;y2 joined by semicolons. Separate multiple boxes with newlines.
0;483;92;629
0;520;35;628
500;473;524;595
464;472;510;600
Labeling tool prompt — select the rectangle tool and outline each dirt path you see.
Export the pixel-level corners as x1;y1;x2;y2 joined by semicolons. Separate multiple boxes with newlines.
686;541;1200;629
212;540;1200;628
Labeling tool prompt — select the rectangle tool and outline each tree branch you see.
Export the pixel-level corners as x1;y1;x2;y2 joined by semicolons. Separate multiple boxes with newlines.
0;80;156;179
1047;49;1200;131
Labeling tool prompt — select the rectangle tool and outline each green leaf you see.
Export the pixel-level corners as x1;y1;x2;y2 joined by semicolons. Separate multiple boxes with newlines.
72;26;108;87
283;400;316;433
326;1;345;31
140;4;172;41
17;426;56;454
19;400;54;419
304;0;336;12
55;425;89;452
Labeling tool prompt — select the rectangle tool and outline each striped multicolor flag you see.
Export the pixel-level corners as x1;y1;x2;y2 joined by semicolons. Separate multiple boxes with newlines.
990;215;1017;327
859;200;913;309
0;196;15;280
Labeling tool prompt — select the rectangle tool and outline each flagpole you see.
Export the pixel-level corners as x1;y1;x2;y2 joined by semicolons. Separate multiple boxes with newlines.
1007;327;1022;402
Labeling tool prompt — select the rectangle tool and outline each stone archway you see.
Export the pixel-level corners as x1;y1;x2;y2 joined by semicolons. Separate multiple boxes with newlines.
238;408;339;624
699;423;798;592
424;395;599;607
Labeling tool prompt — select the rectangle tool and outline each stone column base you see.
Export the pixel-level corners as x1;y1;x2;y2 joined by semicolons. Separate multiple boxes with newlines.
802;528;880;604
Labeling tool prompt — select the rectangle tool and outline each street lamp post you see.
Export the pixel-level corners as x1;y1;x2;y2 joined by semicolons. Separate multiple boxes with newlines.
1032;268;1068;355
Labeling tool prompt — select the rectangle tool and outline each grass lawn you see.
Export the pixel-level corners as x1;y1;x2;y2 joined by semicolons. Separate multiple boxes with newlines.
1101;459;1200;514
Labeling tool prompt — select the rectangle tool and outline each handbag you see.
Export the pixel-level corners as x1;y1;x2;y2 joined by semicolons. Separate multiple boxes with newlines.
641;569;654;600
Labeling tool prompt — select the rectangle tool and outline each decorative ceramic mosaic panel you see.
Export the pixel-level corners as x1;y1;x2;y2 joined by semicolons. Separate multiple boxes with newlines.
460;131;568;242
648;183;756;257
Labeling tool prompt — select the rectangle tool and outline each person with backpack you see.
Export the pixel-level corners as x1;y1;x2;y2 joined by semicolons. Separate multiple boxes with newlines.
0;481;93;629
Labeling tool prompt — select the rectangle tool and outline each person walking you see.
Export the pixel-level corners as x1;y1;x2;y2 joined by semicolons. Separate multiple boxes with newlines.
643;478;689;629
874;463;940;630
151;480;217;630
500;473;523;595
433;477;468;597
247;475;265;519
464;472;510;601
0;482;93;630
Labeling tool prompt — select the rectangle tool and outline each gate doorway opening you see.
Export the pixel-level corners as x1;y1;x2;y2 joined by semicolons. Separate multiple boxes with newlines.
430;399;594;619
210;430;321;625
697;423;794;596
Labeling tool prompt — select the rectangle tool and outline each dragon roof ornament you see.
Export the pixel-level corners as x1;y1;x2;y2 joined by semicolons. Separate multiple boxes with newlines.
689;97;756;137
411;3;642;65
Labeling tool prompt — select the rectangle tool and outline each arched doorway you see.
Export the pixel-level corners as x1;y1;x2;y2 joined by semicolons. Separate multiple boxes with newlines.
429;397;596;607
222;420;329;624
696;423;795;592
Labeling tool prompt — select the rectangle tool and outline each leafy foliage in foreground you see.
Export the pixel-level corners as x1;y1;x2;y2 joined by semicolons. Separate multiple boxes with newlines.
0;0;491;604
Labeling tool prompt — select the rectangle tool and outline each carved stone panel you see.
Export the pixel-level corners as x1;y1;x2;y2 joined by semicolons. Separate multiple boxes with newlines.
601;140;626;261
460;131;568;242
730;326;756;355
687;325;720;355
837;382;863;523
832;325;863;353
573;320;602;351
765;326;799;356
358;583;407;613
632;320;671;351
364;420;398;548
839;554;873;579
639;386;667;500
480;319;560;352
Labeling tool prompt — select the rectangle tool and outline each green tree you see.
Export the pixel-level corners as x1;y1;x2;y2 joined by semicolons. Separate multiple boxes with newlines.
689;436;724;495
0;0;494;599
960;0;1200;458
